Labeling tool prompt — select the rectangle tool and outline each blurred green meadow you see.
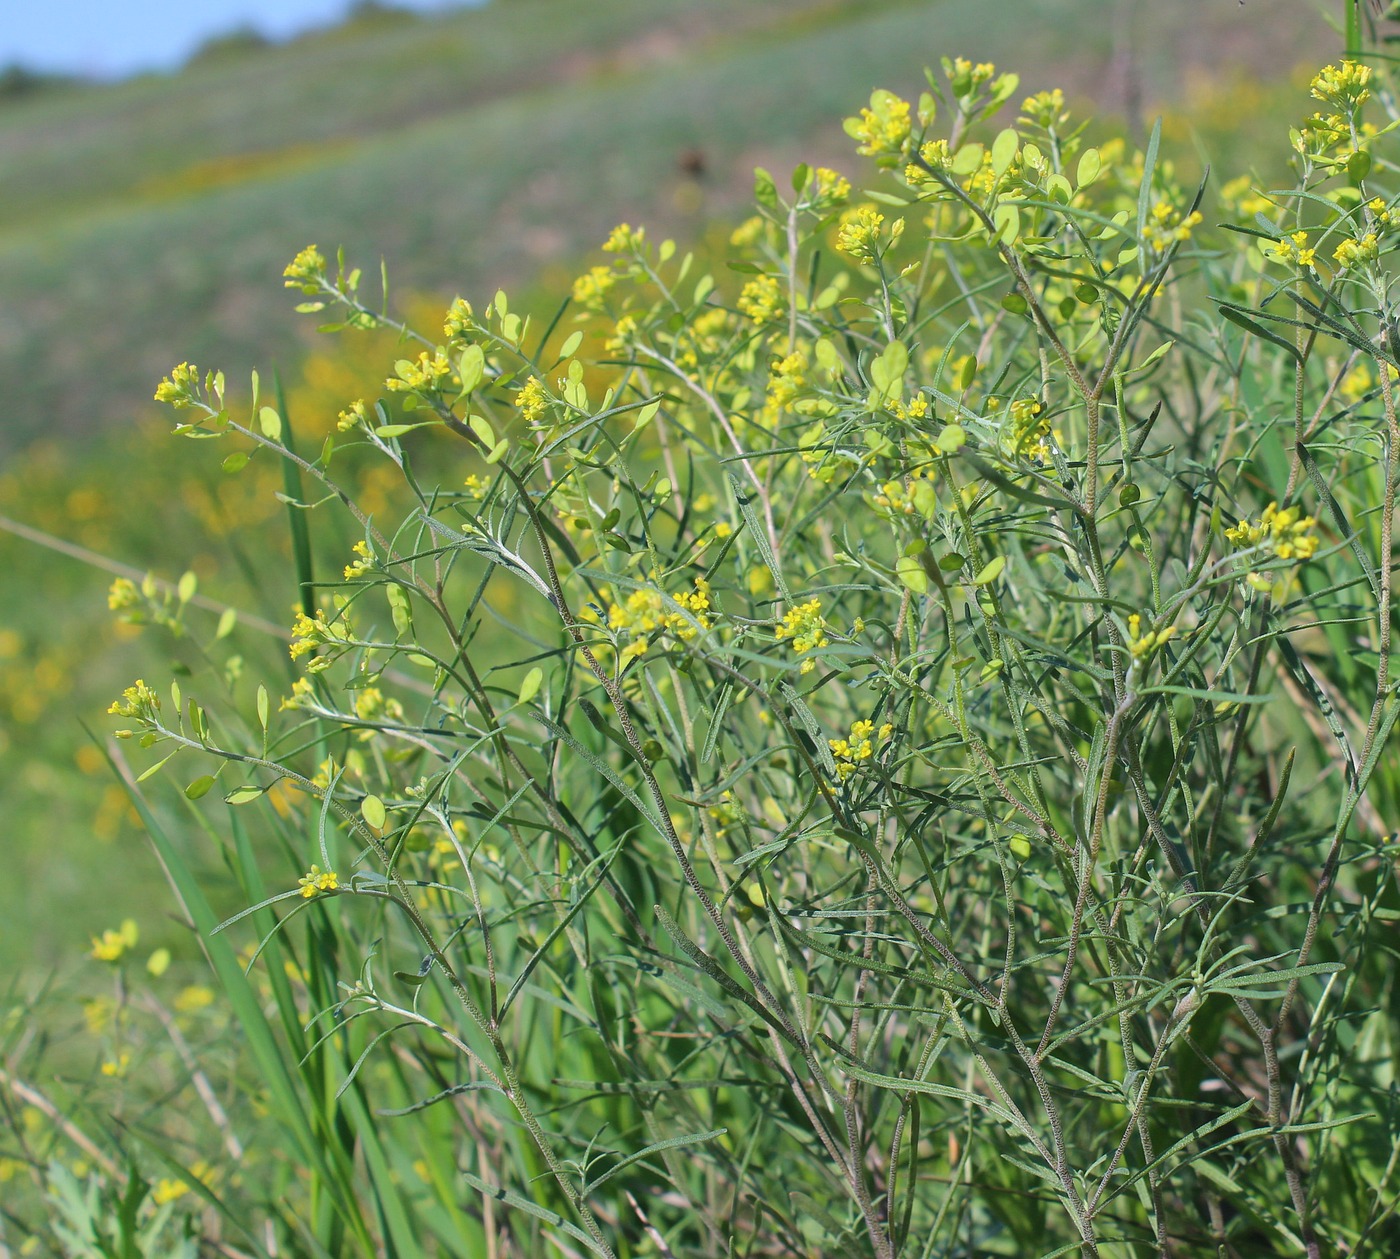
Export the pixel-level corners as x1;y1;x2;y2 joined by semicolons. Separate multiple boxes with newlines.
0;0;1334;967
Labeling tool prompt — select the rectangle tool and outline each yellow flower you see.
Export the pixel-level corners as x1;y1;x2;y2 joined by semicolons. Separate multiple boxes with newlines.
845;89;912;162
1333;232;1380;272
1142;200;1203;252
298;864;340;899
828;718;893;780
1125;613;1177;661
442;296;475;341
836;205;887;263
153;362;202;409
1020;88;1068;130
107;578;140;611
602;222;645;253
729;215;765;249
737;275;783;324
515;375;550;424
337;399;369;431
1263;230;1316;271
343;540;374;580
385;349;455;396
572;264;617;311
282;244;327;293
1311;60;1372;111
1226;501;1319;562
90;919;139;963
806;166;851;208
107;679;159;721
775;599;829;671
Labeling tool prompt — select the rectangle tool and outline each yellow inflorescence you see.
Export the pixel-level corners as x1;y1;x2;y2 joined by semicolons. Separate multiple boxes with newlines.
90;918;139;963
571;265;617;311
1311;60;1372;111
282;244;327;292
1334;232;1380;272
775;599;828;673
602;222;646;254
153;361;201;408
1264;231;1317;271
385;349;455;396
605;580;714;663
1142;200;1203;252
836;205;886;263
107;678;159;720
1125;614;1177;661
442;296;474;341
737;275;783;324
298;864;339;899
829;719;895;781
847;91;912;160
1225;501;1320;562
343;540;374;580
515;375;550;424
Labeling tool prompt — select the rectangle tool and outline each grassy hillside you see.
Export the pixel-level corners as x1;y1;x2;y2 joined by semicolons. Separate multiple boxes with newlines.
0;0;1331;451
0;0;1344;964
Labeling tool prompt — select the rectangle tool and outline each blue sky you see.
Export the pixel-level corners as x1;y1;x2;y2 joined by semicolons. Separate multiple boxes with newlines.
2;1;481;79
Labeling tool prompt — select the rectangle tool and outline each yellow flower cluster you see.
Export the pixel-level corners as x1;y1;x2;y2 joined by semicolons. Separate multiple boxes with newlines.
1020;88;1068;130
737;274;783;323
1311;60;1372;111
442;296;475;341
108;678;160;721
572;264;617;311
1333;232;1380;272
1142;200;1203;252
836;205;887;263
280;676;315;711
947;57;998;97
602;222;645;253
891;394;932;422
337;398;369;431
1008;396;1051;459
282;244;327;293
606;579;714;663
1225;501;1320;561
775;598;828;673
515;375;550;424
1125;613;1177;661
829;718;894;781
298;864;339;899
763;350;808;421
905;139;951;186
153;361;201;408
343;540;374;580
289;608;352;667
846;89;912;161
1264;231;1317;270
386;350;455;395
90;918;139;963
806;166;851;208
108;577;140;611
1299;112;1352;159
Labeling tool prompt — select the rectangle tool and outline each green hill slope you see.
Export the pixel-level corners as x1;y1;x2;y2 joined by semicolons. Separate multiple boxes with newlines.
0;0;1331;452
